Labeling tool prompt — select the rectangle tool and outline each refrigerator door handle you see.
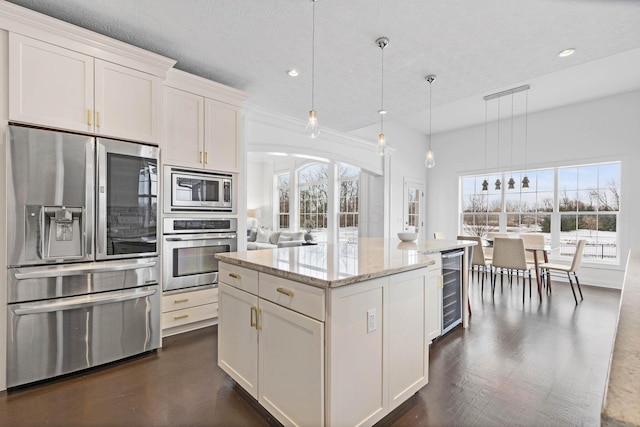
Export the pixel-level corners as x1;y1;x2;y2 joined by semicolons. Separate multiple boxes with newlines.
14;260;157;280
12;287;157;316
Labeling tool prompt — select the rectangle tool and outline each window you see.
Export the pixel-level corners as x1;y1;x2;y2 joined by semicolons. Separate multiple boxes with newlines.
460;161;621;262
299;164;328;242
339;164;360;242
276;172;290;229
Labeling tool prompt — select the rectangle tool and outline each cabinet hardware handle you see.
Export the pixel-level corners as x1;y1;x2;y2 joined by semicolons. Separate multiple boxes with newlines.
276;287;294;297
174;298;189;303
250;306;257;328
205;152;209;164
229;273;241;279
87;109;92;126
174;314;189;320
96;111;101;127
199;151;204;164
440;275;444;289
257;308;262;330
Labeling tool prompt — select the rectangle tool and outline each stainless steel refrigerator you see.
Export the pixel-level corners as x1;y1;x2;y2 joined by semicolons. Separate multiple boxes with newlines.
5;125;161;388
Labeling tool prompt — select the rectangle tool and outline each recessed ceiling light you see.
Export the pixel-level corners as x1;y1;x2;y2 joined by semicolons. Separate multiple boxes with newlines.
288;69;299;77
378;109;387;115
558;48;576;58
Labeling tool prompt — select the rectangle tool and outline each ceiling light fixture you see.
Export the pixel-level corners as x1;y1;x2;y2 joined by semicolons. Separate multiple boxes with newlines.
376;36;390;157
305;0;320;138
424;75;436;169
288;69;299;77
558;48;576;58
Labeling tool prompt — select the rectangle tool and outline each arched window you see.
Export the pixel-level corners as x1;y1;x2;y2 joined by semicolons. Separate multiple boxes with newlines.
298;163;328;241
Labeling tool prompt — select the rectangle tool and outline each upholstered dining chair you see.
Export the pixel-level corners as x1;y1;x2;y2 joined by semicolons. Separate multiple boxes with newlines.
491;237;532;303
520;233;546;284
483;232;508;262
539;239;586;305
457;235;492;292
434;232;445;239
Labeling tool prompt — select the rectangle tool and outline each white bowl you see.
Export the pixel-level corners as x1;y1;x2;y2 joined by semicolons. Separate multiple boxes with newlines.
397;232;418;242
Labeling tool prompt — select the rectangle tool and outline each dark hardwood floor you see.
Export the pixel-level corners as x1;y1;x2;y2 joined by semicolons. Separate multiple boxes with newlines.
0;275;621;427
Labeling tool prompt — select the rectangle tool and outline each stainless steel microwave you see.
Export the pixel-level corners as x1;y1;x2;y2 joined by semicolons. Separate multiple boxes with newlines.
163;166;235;213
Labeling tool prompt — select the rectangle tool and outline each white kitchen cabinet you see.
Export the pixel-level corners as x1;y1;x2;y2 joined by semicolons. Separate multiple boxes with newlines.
204;98;241;172
218;269;324;427
388;268;429;411
9;33;160;144
162;69;246;173
218;282;259;397
161;286;219;337
258;298;324;427
163;86;205;169
426;256;443;341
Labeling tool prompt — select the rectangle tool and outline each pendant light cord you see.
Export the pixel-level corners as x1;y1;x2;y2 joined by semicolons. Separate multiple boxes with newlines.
380;45;384;134
428;79;432;150
484;100;488;176
510;93;514;173
311;0;316;110
524;90;528;173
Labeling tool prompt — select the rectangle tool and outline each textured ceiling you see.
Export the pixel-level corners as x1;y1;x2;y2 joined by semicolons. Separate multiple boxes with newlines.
6;0;640;135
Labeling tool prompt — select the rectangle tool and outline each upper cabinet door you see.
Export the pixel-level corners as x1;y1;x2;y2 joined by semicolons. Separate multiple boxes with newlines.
204;98;240;173
9;33;94;134
163;86;205;168
94;59;160;144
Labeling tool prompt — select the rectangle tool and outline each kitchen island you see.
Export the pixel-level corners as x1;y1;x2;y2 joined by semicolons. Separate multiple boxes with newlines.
216;238;474;427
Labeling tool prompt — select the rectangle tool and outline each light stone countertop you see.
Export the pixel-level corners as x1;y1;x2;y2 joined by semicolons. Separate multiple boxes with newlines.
216;238;475;288
602;249;640;426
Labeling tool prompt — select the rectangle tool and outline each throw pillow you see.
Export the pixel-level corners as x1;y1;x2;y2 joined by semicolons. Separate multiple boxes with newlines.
256;228;271;243
269;231;281;245
247;228;257;242
278;235;293;243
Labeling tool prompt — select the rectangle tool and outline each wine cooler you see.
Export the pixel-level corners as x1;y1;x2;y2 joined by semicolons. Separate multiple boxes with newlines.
441;249;463;334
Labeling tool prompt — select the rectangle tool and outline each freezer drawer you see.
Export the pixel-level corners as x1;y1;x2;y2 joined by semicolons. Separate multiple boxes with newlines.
6;285;160;388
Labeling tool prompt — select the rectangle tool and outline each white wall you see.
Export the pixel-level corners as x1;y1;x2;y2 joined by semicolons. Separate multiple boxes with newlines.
426;90;640;288
350;121;430;239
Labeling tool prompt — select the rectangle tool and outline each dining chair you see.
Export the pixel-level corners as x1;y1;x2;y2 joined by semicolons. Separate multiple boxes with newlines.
491;237;532;303
520;233;546;284
434;232;445;239
457;235;492;291
483;232;508;262
539;239;586;305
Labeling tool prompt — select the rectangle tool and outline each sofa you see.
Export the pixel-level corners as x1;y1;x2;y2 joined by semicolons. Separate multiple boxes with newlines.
246;228;306;250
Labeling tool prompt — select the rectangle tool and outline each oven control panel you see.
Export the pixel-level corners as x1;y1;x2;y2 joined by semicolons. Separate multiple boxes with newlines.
163;217;237;234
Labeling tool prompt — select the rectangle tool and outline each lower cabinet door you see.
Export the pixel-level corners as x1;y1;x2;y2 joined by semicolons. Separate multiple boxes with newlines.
258;299;324;427
388;269;428;411
218;283;259;398
426;265;443;341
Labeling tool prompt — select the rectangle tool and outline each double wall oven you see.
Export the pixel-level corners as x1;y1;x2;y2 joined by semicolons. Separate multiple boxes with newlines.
162;166;237;293
6;125;161;388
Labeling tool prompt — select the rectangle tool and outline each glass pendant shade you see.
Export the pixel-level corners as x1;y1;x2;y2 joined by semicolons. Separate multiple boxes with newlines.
495;178;501;190
306;109;320;138
425;148;435;168
507;177;515;190
481;179;489;192
522;175;530;188
376;133;388;156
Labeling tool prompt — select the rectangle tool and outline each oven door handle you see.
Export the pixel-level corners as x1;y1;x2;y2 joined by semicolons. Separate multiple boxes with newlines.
12;287;157;316
14;260;158;280
165;234;236;241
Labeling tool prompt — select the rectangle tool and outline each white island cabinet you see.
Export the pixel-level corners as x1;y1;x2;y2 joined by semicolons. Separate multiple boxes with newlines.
217;238;474;427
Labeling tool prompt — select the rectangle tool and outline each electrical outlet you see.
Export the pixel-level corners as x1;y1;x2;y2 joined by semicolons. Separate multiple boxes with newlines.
367;309;377;333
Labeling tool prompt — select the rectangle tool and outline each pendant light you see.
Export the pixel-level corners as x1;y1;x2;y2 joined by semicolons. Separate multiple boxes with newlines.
522;90;530;188
375;37;390;157
481;98;489;191
507;93;516;190
424;75;436;168
305;0;320;138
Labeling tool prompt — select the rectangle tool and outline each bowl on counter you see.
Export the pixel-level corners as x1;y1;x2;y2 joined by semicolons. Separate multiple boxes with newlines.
397;232;418;242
